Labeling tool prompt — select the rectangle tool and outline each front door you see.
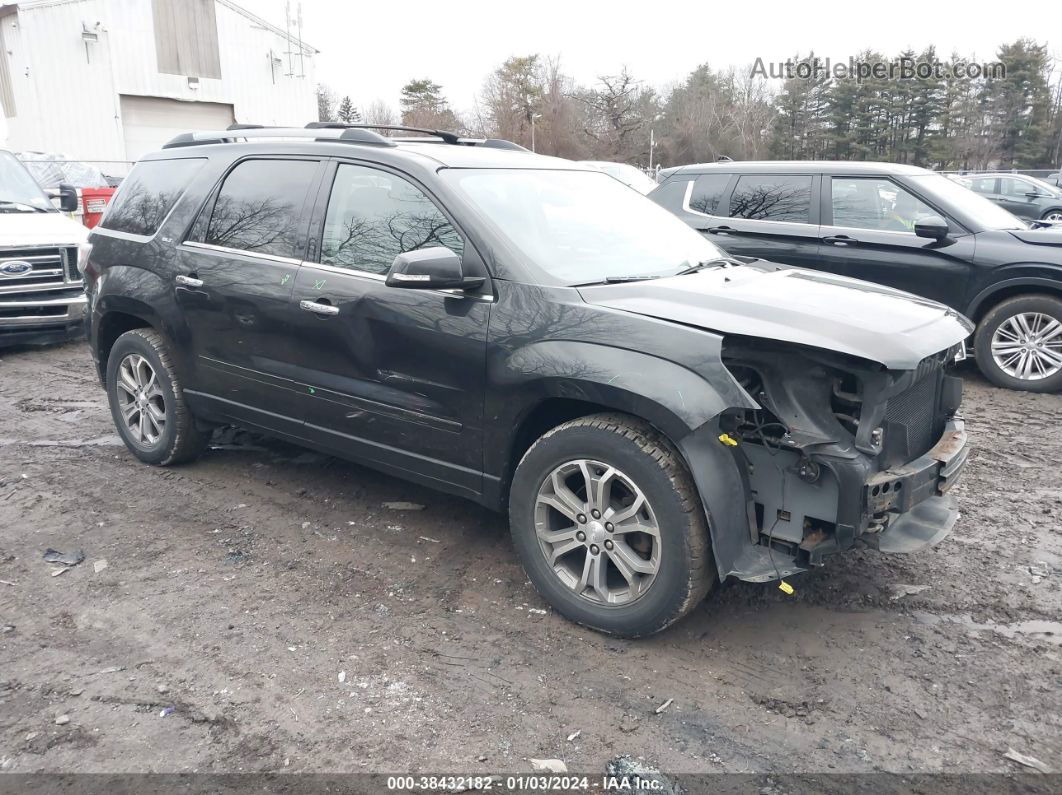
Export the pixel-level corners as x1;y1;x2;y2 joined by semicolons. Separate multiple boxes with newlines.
818;175;975;309
285;161;490;498
176;157;324;435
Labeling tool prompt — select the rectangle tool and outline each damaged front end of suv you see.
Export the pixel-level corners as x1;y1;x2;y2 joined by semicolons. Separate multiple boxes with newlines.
717;339;968;581
579;262;973;585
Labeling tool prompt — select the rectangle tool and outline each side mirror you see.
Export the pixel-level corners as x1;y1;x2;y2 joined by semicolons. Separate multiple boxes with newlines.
914;214;949;241
385;247;485;291
58;183;79;213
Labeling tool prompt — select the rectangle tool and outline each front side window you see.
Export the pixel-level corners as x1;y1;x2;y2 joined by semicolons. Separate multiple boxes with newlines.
728;175;812;223
100;158;205;235
831;177;935;233
0;151;53;213
203;159;318;259
320;163;463;275
999;177;1033;197
688;173;731;215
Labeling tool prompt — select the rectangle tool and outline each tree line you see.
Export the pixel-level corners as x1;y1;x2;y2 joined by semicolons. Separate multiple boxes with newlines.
316;38;1062;171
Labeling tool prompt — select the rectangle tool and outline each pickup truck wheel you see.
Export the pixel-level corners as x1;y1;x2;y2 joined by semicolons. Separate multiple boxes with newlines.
974;295;1062;392
509;413;714;637
106;328;207;465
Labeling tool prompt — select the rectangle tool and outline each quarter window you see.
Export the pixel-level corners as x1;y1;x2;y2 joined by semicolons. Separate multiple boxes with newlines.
203;159;319;259
728;175;812;223
101;158;205;236
320;163;463;275
688;173;731;215
831;177;935;233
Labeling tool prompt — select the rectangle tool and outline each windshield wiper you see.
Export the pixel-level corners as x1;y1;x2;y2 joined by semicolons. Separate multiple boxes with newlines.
0;198;49;213
571;275;662;287
676;257;745;276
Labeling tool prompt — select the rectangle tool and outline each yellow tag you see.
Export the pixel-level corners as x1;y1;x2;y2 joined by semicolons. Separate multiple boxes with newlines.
718;433;738;447
778;580;794;595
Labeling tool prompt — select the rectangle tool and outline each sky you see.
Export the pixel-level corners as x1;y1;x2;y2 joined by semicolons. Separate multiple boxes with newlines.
258;0;1062;115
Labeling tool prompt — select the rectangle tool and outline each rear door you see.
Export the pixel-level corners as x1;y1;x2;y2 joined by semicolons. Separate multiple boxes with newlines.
284;160;491;499
176;157;324;436
818;175;975;308
687;173;825;270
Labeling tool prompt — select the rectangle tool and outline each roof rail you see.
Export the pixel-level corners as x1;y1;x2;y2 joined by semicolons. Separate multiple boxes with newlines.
162;127;396;149
305;122;462;145
161;125;527;152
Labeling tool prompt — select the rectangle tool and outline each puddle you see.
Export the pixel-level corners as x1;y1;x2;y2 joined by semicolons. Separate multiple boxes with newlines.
912;612;1062;645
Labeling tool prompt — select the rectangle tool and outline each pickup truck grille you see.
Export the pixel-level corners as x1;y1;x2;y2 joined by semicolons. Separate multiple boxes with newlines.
0;246;80;295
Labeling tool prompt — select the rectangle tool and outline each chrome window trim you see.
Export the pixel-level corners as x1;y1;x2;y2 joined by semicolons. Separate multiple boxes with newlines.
300;260;494;302
181;240;302;266
681;178;719;219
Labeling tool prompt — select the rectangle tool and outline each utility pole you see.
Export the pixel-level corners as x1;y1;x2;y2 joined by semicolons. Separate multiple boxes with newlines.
531;113;542;152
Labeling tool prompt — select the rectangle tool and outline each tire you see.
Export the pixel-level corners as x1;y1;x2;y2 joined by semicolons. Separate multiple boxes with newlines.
1041;210;1062;222
974;294;1062;392
106;328;207;465
509;413;715;637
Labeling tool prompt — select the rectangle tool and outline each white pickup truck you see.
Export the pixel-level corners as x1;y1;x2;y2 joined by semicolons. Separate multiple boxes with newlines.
0;148;88;347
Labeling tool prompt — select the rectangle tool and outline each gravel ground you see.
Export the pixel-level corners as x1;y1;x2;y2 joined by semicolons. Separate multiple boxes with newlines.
0;341;1059;777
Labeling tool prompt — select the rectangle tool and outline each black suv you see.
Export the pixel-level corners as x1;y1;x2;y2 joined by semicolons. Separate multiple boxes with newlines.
84;126;970;636
650;161;1062;392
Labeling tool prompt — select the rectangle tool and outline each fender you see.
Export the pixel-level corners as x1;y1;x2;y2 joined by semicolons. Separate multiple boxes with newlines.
494;340;754;445
966;269;1062;319
91;264;193;381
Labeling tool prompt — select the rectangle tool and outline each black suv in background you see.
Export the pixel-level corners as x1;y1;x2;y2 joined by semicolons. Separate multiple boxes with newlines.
84;126;970;636
650;161;1062;392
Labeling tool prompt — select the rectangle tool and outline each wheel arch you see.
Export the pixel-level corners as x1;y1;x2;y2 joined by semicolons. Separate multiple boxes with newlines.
966;277;1062;323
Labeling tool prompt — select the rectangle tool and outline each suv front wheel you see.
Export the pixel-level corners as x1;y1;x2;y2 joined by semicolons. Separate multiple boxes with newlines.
974;295;1062;392
106;328;207;465
509;414;715;637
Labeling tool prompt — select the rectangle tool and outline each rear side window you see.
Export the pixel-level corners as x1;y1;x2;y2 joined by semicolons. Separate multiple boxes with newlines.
688;173;731;215
100;158;205;236
203;159;319;259
728;174;813;223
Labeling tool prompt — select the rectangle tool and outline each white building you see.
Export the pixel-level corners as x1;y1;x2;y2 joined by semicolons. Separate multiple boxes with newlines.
0;0;317;171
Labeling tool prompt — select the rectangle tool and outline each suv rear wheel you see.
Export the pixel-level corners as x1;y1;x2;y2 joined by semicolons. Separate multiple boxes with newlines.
509;413;715;637
974;294;1062;392
106;328;207;465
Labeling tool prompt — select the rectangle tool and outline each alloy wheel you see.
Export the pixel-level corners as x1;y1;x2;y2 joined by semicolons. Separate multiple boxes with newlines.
115;353;167;446
534;459;660;605
990;312;1062;381
1044;212;1062;221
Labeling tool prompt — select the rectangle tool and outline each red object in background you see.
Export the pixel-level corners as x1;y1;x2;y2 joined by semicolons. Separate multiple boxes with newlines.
79;187;115;228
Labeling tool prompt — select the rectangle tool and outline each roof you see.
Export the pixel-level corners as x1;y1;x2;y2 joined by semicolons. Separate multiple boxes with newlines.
669;160;933;177
399;142;577;169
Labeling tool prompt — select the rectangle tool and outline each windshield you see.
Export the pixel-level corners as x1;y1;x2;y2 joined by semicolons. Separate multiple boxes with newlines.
441;168;725;285
585;162;659;195
1024;176;1062;197
0;150;54;213
911;173;1025;230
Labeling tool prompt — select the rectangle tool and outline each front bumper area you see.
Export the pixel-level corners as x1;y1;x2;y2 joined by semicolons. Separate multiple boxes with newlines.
863;418;968;553
0;292;88;348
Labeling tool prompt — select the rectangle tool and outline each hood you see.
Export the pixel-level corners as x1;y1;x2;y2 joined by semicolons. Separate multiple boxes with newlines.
578;264;973;370
1008;226;1062;247
0;211;88;247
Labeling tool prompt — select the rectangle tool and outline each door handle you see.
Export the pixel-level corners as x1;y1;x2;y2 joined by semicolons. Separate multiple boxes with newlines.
175;274;204;288
823;235;858;246
299;299;339;316
706;225;733;235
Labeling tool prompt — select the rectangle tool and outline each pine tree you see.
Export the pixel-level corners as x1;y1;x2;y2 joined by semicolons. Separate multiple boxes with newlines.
337;96;361;124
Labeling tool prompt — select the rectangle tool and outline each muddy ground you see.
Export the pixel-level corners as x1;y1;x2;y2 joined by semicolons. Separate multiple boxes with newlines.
0;341;1059;778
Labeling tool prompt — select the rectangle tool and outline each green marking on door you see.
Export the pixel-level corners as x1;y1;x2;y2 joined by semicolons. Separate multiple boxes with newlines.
308;386;316;395
313;279;326;290
280;274;291;286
